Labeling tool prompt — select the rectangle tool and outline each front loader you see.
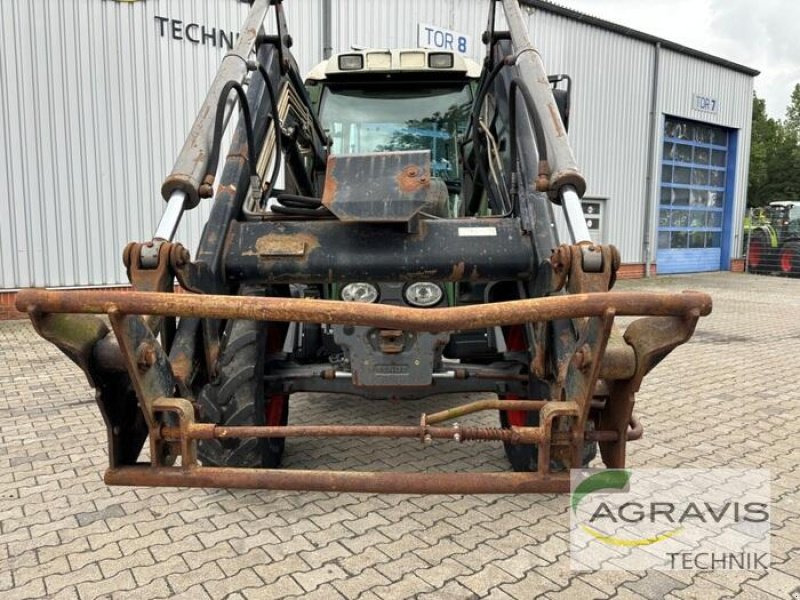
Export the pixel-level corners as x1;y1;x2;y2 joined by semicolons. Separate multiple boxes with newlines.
17;0;711;494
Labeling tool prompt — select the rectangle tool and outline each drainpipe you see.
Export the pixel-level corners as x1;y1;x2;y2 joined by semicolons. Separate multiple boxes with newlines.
643;42;661;278
322;0;332;59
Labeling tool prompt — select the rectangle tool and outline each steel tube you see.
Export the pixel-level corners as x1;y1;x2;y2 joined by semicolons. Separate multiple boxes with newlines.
162;423;539;443
425;400;547;425
560;185;592;243
17;289;712;333
159;421;636;444
589;418;642;442
227;218;535;284
153;191;188;242
105;465;572;493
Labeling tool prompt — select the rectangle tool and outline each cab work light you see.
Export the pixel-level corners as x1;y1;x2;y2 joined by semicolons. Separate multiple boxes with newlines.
428;53;454;69
338;54;364;70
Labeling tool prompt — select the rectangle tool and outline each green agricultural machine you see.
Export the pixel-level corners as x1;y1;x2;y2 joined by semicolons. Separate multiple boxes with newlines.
746;201;800;275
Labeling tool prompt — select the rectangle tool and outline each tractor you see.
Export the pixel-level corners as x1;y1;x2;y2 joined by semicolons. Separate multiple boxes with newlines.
16;0;710;493
747;201;800;275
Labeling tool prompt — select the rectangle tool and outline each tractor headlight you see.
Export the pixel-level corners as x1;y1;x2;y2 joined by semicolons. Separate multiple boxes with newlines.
428;53;454;69
404;282;443;307
341;282;379;303
338;54;364;71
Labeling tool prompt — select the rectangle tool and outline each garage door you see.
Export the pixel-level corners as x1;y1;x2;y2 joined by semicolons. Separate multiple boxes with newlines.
657;118;730;274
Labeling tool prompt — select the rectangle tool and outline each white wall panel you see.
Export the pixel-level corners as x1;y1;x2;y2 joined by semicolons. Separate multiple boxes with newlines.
0;0;249;289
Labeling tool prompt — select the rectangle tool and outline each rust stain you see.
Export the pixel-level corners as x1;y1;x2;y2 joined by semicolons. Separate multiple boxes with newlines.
451;262;466;280
547;102;566;138
396;164;429;194
402;270;439;281
253;233;320;258
216;184;238;195
322;157;338;208
170;354;193;383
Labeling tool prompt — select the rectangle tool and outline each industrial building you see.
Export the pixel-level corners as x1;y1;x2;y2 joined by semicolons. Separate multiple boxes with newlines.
0;0;758;315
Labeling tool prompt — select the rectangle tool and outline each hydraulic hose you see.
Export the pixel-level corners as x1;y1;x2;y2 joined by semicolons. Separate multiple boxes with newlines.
203;81;259;199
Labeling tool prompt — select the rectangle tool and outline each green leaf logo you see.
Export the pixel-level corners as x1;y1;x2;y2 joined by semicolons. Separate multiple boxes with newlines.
572;470;682;547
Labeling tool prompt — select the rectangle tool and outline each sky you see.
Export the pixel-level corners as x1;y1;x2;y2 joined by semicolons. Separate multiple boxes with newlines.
554;0;799;120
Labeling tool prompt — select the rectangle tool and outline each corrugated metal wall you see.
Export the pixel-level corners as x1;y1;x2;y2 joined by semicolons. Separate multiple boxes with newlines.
0;0;249;289
0;0;755;290
329;0;484;57
655;48;754;257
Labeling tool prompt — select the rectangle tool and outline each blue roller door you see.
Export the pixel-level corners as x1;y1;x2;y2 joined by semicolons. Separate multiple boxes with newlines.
657;117;733;274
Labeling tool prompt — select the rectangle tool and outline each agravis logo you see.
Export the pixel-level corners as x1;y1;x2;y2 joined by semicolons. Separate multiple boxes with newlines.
571;470;683;547
569;469;771;571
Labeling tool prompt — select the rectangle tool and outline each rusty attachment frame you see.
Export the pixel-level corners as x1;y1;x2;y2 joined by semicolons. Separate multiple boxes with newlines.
17;287;710;494
17;288;710;331
137;394;645;494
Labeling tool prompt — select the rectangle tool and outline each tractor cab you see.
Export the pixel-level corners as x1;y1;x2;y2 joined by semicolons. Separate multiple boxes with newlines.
306;50;480;215
768;201;800;237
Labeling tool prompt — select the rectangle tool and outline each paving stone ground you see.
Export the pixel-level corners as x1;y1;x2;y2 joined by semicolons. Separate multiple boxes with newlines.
1;272;799;599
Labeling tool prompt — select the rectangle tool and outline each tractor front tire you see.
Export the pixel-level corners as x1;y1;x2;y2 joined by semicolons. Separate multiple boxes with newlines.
259;393;289;468
499;393;540;472
197;317;267;467
779;241;800;276
498;325;597;472
747;232;770;273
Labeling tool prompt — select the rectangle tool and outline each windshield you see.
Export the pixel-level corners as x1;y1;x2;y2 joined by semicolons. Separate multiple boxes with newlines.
319;83;472;181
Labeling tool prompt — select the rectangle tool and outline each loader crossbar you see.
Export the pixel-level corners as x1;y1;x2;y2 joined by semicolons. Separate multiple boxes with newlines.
17;289;709;331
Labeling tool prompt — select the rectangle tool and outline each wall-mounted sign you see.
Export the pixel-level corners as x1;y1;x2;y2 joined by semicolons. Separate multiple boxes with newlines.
417;24;472;56
583;201;601;231
581;199;605;243
693;94;719;114
155;16;240;50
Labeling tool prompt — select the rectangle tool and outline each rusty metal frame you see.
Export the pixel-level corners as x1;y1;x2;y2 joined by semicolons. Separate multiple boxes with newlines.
17;287;710;493
17;289;710;331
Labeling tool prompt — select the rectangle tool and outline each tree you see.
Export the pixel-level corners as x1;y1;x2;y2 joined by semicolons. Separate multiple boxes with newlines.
747;89;800;207
784;83;800;142
748;94;779;207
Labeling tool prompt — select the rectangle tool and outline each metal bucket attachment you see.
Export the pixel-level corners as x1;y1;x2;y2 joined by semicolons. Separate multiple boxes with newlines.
322;151;447;222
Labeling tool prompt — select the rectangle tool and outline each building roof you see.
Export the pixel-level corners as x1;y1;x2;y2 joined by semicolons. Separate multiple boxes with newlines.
522;0;760;77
